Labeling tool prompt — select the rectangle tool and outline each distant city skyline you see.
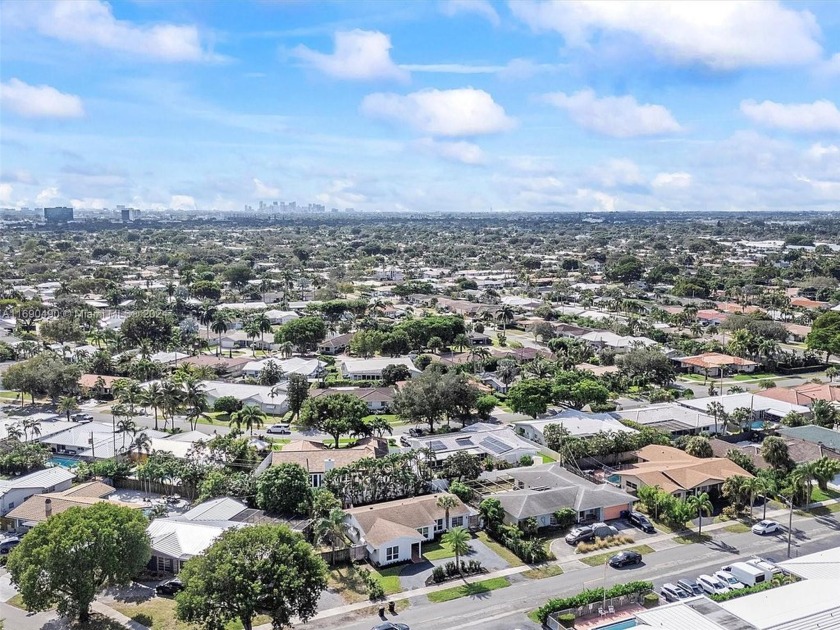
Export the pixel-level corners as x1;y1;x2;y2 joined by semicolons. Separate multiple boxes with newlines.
1;1;839;213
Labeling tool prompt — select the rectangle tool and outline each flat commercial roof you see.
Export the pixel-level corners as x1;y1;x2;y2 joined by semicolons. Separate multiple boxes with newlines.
720;579;840;630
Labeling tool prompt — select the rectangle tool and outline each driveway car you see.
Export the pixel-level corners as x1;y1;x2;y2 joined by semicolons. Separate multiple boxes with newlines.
715;570;745;590
661;583;692;602
565;526;595;545
609;550;642;568
0;537;19;554
155;578;184;596
266;424;291;435
677;578;703;596
752;520;780;535
623;510;656;534
371;623;410;630
697;574;729;595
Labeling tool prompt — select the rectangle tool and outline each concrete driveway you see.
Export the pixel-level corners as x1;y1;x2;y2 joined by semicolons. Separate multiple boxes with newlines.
399;536;511;590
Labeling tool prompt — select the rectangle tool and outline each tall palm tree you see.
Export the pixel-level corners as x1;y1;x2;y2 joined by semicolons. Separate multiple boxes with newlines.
744;476;766;522
706;401;726;435
130;431;152;461
142;382;165;431
198;300;217;343
254;313;272;348
436;494;459;531
790;463;816;508
441;526;471;577
811;399;839;429
90;329;106;348
116;418;138;450
229;405;266;435
57;396;79;421
496;305;515;335
315;508;348;566
161;379;184;430
6;424;23;442
467;346;491;373
686;491;713;536
210;311;230;357
244;321;261;357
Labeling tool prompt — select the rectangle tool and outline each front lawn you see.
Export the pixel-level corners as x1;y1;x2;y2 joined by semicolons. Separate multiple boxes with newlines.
426;577;510;603
811;487;840;503
539;453;557;464
673;533;712;544
110;596;271;630
371;565;403;595
732;372;778;381
475;531;524;567
422;539;456;561
724;523;751;534
577;544;655;567
270;438;291;451
522;565;564;580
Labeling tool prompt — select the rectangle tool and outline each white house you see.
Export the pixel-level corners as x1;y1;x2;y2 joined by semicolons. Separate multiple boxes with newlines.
411;423;540;466
344;494;477;566
679;393;811;424
0;467;75;518
200;381;289;415
241;357;326;380
264;309;299;325
340;357;421;381
514;409;636;445
615;403;722;436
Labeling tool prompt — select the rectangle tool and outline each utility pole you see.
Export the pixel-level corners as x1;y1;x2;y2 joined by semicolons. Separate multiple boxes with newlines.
787;492;794;558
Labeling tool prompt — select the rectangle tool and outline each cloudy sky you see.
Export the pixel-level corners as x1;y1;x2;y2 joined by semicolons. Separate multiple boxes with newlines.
1;0;839;213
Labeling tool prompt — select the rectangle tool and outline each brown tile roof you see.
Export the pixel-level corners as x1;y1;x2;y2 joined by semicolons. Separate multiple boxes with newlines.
346;494;473;547
715;302;762;314
783;323;811;337
620;445;752;493
6;482;139;524
711;436;840;470
757;384;840;406
180;355;251;369
790;297;829;309
268;437;389;474
679;353;758;369
78;374;121;389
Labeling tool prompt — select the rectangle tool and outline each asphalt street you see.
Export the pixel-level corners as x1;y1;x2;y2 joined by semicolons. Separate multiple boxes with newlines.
305;509;840;630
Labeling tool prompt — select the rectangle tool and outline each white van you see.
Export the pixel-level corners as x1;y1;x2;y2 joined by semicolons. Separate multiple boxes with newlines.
722;561;772;587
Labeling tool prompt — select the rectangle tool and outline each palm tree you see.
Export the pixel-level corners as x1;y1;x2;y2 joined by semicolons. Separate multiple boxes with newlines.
686;491;713;536
198;300;217;343
790;463;817;508
826;366;838;383
441;526;471;577
315;508;348;566
90;329;106;348
142;382;165;431
813;457;840;492
210;311;230;357
161;379;184;430
744;477;765;522
57;396;79;421
436;494;459;531
230;404;266;435
496;305;515;335
6;424;23;441
254;312;272;347
244;321;261;357
467;346;490;373
116;418;137;450
130;431;152;461
706;401;726;435
811;399;839;429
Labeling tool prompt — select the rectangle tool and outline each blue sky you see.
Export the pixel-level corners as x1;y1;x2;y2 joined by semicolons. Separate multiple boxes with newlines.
1;0;839;212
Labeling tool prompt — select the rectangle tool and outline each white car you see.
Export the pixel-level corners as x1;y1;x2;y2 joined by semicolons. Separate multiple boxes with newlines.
752;520;780;535
697;574;730;595
714;570;745;590
267;424;291;435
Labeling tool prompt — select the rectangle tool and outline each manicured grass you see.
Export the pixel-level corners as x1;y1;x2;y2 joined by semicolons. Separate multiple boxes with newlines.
540;453;557;464
673;533;712;544
6;594;29;610
522;564;564;580
111;596;270;630
426;577;510;603
0;391;21;399
724;523;751;534
422;539;456;560
732;372;778;381
577;544;655;567
270;438;291;451
802;503;840;517
811;487;840;502
371;565;404;595
475;531;524;567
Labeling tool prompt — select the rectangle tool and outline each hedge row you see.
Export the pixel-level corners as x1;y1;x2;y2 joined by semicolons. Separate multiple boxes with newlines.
536;581;653;623
709;575;794;603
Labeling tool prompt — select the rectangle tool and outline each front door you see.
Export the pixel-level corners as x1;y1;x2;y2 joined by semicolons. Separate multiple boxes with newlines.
411;542;421;562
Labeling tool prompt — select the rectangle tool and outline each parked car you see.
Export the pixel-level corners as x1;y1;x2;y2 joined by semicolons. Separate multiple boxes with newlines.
155;578;184;596
399;436;411;447
697;574;730;595
609;550;642;568
565;526;595;545
714;570;745;590
266;424;291;435
0;537;20;554
750;556;783;576
371;623;409;630
407;428;425;437
622;510;656;534
752;519;780;535
722;561;772;586
660;583;692;602
677;578;703;596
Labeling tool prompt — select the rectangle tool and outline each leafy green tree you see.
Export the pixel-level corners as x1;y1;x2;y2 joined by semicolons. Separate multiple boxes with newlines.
222;263;255;289
259;360;284;386
605;255;645;283
479;497;505;532
806;312;840;361
475;394;498;420
274;317;327;352
212;395;242;414
443;451;483;482
507;379;553;418
684;436;713;458
7;503;150;623
299;393;368;448
381;363;412;385
256;463;312;515
311;488;342;519
176;524;327;630
121;311;175;351
286;373;310;420
448;480;474;504
39;318;86;344
616;348;675;387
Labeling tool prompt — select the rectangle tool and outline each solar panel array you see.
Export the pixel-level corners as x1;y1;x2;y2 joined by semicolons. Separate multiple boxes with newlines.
429;440;447;452
482;436;512;454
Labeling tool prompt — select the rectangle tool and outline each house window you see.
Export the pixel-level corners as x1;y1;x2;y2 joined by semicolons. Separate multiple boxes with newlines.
625;481;638;490
434;518;444;532
417;527;429;538
451;516;464;528
7;502;13;509
385;546;399;562
311;474;322;488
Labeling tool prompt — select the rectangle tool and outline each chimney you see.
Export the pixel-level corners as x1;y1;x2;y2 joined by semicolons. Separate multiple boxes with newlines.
324;458;335;473
44;497;52;518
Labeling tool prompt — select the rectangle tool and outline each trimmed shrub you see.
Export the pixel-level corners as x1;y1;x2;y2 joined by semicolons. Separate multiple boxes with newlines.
643;592;659;608
535;581;653;623
432;566;446;583
558;613;575;628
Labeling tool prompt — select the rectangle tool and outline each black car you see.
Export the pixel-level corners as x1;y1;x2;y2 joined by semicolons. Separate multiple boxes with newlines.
609;550;642;568
0;537;19;554
565;526;595;545
407;428;425;437
625;510;656;534
371;623;409;630
155;578;184;596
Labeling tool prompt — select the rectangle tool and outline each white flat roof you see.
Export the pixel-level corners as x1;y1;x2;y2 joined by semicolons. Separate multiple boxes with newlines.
720;579;840;630
778;545;840;580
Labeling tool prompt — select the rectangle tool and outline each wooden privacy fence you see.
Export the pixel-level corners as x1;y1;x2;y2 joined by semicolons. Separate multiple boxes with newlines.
319;544;367;565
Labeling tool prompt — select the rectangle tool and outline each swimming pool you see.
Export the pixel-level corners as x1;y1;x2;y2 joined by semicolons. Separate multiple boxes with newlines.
594;619;637;630
607;473;621;485
49;455;82;469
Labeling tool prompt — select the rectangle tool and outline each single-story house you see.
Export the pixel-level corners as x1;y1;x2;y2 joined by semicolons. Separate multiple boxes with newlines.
783;323;811;343
178;355;250;378
5;481;138;531
340;357;421;381
616;444;752;499
255;437;390;487
614;403;721;436
241;357;326;380
492;464;635;527
410;423;540;466
514;409;636;445
309;386;395;412
467;332;492;346
578;331;657;353
677;352;758;377
710;436;840;473
696;310;729;326
344;494;478;566
200;381;289;415
317;333;354;355
0;467;75;520
78;373;122;397
264;309;299;325
679;393;811;424
149;351;190;366
218;330;274;351
756;383;840;407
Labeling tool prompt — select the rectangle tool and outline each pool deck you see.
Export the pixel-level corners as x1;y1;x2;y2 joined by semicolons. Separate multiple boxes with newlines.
575;604;644;629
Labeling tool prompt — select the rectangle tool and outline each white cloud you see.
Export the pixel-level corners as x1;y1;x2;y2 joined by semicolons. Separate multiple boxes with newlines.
0;78;84;119
577;188;617;211
740;99;840;133
510;1;822;70
794;175;840;198
441;0;501;26
361;88;516;137
0;170;36;184
806;143;840;161
170;195;196;210
6;0;213;62
70;197;108;210
292;30;408;81
541;89;682;137
817;53;840;76
414;138;486;165
399;63;504;74
36;186;61;205
592;159;645;187
253;178;282;198
0;184;12;205
652;171;692;188
401;58;564;79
